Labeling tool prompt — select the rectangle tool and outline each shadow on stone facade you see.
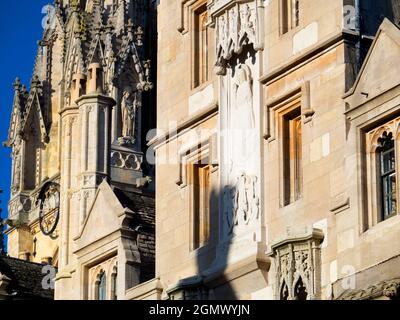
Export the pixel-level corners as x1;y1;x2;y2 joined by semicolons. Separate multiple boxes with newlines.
167;188;238;300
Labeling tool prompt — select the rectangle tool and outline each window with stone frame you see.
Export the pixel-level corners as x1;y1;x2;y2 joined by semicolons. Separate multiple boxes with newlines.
282;105;303;206
176;136;218;251
192;3;210;88
377;131;397;221
89;256;118;300
280;0;300;34
365;119;400;227
190;159;211;250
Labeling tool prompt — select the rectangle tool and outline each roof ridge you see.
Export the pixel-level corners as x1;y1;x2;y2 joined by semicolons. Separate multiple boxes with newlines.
0;255;49;268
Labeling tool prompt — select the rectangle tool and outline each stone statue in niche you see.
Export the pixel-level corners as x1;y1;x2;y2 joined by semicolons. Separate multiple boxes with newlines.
11;136;22;194
229;63;256;176
225;172;260;235
232;63;254;130
119;85;141;146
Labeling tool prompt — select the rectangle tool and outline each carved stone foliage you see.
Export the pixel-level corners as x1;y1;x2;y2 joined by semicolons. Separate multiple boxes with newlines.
110;150;143;171
11;135;23;195
82;173;105;189
269;228;324;300
224;172;260;236
209;0;264;75
7;195;31;228
337;279;400;300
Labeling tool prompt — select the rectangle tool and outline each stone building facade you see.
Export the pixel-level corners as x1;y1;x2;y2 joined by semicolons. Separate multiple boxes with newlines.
4;0;157;300
4;0;400;300
145;0;400;300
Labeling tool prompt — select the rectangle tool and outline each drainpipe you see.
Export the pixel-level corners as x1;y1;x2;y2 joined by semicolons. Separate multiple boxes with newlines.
354;0;362;73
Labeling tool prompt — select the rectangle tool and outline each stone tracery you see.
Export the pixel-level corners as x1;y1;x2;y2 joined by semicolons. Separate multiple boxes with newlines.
269;228;324;300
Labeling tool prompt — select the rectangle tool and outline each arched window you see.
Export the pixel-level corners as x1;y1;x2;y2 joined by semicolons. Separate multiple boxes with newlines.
97;271;107;300
377;132;397;221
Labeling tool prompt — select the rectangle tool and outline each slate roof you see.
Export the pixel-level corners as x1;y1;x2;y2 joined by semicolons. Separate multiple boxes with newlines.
112;187;155;227
112;187;155;283
0;256;54;300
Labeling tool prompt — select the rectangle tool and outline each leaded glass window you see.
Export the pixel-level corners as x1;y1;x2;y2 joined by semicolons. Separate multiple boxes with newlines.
378;132;397;221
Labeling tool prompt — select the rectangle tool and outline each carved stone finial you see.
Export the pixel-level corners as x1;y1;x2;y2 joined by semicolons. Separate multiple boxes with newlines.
13;78;21;91
135;26;144;46
30;75;41;89
73;28;81;39
21;85;28;98
105;19;114;34
71;0;80;9
127;18;134;29
94;23;102;35
126;18;135;39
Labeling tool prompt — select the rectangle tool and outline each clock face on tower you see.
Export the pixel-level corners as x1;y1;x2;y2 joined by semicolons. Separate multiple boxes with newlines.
38;182;60;237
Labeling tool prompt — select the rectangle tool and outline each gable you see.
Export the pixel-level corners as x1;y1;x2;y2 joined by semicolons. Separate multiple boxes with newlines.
75;181;126;249
114;41;144;84
21;90;47;143
347;19;400;106
87;34;105;66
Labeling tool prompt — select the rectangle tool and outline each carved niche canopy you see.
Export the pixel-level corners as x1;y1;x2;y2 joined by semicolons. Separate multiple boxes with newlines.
268;227;324;300
177;0;264;75
208;0;264;75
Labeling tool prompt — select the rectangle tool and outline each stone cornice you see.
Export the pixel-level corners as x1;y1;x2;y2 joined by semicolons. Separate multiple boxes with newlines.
260;30;359;86
147;101;218;150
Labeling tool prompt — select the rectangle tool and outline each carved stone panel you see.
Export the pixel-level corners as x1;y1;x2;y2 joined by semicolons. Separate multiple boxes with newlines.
224;172;259;236
209;0;264;75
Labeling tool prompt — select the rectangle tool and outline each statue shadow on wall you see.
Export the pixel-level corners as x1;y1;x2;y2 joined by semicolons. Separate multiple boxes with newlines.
192;188;238;300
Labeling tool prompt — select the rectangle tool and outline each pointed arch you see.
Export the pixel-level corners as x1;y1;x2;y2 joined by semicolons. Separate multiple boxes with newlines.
21;90;48;143
87;35;105;66
280;281;289;300
293;277;308;300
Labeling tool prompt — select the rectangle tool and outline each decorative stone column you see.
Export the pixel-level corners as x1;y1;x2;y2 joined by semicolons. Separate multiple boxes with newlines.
76;93;116;228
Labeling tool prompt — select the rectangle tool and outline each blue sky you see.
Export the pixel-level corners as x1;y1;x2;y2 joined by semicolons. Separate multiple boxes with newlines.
0;1;49;223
